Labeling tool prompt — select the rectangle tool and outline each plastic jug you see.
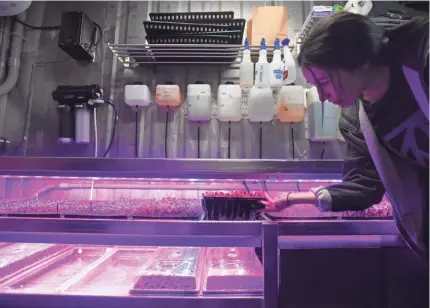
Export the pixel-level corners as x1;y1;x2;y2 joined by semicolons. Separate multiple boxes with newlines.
239;38;254;89
248;86;274;122
187;81;212;122
155;82;182;107
306;86;340;141
277;85;305;123
217;82;242;122
125;82;152;106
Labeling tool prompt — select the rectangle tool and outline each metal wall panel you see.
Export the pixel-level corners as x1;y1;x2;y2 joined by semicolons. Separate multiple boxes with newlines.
1;1;345;160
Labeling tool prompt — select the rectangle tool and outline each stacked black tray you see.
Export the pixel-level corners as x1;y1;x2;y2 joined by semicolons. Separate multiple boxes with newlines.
144;11;245;45
141;11;246;64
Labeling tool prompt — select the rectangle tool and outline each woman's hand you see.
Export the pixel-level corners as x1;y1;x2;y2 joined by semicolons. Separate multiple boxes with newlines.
259;192;290;212
259;191;318;212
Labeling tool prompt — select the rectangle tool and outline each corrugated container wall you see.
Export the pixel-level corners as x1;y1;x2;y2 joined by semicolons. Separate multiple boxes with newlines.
0;1;346;159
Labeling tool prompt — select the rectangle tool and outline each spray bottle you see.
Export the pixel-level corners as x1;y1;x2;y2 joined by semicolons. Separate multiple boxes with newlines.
239;38;254;89
282;38;297;85
270;38;283;88
254;38;270;88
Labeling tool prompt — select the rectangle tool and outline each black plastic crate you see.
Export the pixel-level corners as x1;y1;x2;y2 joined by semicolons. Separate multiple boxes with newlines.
149;11;235;22
202;197;265;221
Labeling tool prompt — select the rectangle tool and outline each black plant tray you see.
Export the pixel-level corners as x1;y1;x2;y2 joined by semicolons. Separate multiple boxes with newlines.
144;21;230;35
202;197;265;221
146;31;243;45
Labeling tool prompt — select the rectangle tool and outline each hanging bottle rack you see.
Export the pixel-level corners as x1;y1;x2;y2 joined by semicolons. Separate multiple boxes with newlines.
108;43;294;67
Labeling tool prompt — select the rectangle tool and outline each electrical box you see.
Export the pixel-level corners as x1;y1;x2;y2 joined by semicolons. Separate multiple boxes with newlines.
58;11;98;61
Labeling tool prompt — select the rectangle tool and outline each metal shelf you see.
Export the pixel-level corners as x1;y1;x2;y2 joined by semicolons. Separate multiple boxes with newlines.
0;217;263;247
108;43;294;66
0;293;263;308
0;157;343;179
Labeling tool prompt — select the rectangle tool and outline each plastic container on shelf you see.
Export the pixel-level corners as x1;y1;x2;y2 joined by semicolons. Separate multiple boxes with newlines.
217;82;242;122
277;85;305;123
269;38;283;88
186;81;212;122
306;86;340;141
254;38;270;88
125;82;152;107
239;38;254;90
282;38;296;85
155;82;182;107
247;86;274;122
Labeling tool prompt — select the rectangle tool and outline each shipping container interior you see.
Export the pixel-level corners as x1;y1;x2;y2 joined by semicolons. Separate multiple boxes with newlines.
0;0;428;307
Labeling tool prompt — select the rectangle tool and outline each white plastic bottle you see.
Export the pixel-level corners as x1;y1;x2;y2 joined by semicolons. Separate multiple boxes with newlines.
269;38;283;88
282;38;297;85
254;38;270;88
239;38;254;90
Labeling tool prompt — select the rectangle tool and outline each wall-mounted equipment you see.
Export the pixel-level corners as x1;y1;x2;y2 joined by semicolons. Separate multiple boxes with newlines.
277;85;305;123
52;84;103;145
217;82;242;122
248;86;274;123
306;86;341;143
58;11;102;62
125;82;152;107
187;81;212;159
277;85;305;160
187;82;212;122
217;82;243;159
156;82;182;158
155;82;181;107
125;82;152;158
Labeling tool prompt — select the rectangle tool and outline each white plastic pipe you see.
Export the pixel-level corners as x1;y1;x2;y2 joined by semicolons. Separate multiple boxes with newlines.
0;12;26;96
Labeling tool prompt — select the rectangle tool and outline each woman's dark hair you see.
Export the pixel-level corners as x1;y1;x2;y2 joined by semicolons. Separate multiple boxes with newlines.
297;11;429;71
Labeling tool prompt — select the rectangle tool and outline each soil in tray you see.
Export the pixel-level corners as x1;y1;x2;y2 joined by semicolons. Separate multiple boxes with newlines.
66;249;156;295
7;248;105;293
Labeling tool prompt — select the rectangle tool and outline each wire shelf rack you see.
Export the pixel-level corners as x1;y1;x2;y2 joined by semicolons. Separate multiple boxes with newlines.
108;43;293;67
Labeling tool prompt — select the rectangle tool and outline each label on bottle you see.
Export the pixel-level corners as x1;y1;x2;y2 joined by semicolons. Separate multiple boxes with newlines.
273;69;283;80
282;69;289;81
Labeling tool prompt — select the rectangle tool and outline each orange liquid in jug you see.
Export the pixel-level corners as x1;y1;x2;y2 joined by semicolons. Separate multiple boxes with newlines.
155;87;182;107
277;102;305;123
277;86;305;123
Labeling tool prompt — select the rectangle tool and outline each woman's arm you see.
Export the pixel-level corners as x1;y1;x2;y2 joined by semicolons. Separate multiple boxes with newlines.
261;103;386;213
270;103;384;213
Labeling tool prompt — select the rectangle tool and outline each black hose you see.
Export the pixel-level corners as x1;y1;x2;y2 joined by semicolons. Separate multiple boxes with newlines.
197;121;200;158
103;101;117;157
290;124;295;159
227;121;231;159
14;17;61;30
164;106;169;158
320;142;326;159
135;106;139;158
259;121;263;159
